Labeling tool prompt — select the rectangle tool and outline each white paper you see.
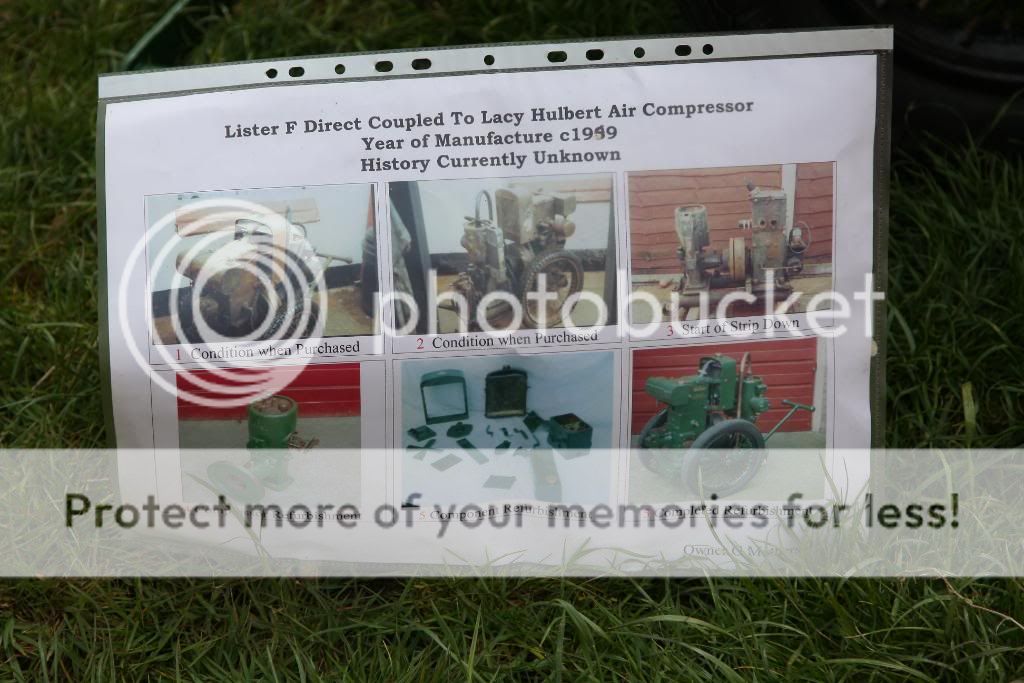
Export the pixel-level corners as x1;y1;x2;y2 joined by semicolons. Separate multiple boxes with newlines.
98;32;890;569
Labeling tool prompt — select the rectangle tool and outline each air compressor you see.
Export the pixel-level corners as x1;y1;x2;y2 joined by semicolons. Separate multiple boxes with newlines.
637;352;813;495
668;182;810;319
441;187;584;329
206;395;319;503
174;208;350;343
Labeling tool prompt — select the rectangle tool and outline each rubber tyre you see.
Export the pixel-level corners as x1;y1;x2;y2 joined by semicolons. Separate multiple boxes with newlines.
518;250;584;329
636;408;683;477
682;419;765;496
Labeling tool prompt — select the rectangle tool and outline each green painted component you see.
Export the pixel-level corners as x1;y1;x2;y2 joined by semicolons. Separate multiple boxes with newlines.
530;450;562;502
643;374;710;448
546;412;593;449
741;375;770;420
420;369;468;424
640;353;784;449
523;411;545;432
242;395;299;493
456;438;488;463
485;365;528;417
446;421;472;438
701;355;737;411
247;395;298;449
407;425;436;441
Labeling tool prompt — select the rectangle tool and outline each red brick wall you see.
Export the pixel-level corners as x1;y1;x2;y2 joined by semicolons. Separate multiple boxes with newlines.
631;337;818;435
629;163;833;275
177;363;361;421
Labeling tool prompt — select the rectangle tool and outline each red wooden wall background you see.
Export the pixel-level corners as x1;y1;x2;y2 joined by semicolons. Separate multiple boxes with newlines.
792;162;833;263
629;163;834;275
176;363;361;421
631;337;818;435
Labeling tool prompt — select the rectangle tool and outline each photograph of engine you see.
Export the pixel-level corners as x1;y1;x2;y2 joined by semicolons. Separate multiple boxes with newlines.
390;174;617;334
146;184;378;345
628;163;834;323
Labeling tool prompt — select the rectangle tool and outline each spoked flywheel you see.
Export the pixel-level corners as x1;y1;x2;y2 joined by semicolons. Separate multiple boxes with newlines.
681;419;765;496
518;249;584;328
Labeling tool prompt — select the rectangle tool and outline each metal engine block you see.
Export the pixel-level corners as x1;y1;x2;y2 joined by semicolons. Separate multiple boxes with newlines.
671;182;811;314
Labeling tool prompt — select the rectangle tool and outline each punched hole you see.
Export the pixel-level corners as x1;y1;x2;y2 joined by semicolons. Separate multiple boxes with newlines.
547;50;567;63
675;44;691;56
586;48;604;61
334;64;345;74
266;68;278;79
634;47;645;58
375;60;393;72
412;58;431;70
484;54;494;66
288;66;304;77
702;43;714;55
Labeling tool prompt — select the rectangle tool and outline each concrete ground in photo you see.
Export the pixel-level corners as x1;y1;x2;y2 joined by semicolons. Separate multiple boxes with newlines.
434;271;608;333
629;273;833;324
628;431;827;503
152;284;373;343
178;415;361;449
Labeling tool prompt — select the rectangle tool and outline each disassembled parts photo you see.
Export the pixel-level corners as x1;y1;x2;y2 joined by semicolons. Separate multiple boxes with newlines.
409;365;599;503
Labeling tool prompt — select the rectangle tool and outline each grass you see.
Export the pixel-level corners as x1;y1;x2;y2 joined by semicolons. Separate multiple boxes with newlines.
1;0;1023;679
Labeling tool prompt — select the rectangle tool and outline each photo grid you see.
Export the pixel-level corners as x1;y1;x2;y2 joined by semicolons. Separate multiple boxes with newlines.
147;162;840;515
